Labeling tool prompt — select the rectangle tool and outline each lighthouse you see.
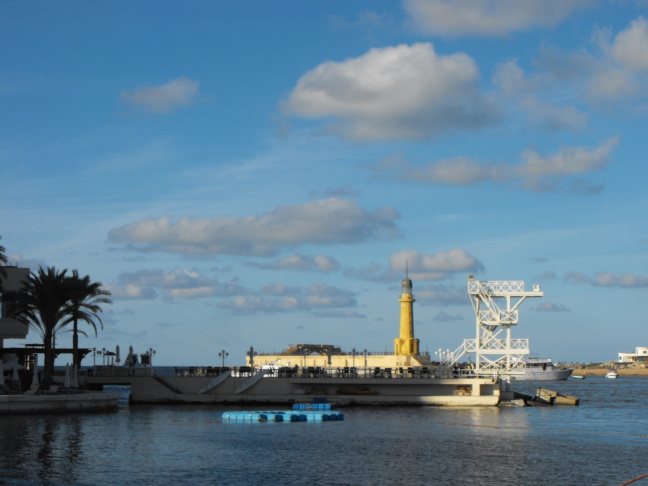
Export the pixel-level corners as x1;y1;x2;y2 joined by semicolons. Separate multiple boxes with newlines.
393;273;420;356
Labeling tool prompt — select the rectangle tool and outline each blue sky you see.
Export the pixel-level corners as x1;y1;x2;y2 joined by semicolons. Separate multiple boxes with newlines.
2;0;647;366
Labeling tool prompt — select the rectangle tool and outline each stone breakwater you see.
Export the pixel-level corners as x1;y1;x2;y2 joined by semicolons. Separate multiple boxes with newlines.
572;367;648;376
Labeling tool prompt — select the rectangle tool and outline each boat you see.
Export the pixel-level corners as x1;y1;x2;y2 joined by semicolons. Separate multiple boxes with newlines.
510;358;573;381
572;375;585;379
606;370;619;379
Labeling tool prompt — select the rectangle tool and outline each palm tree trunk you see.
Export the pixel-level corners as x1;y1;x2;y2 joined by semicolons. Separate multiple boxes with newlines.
72;318;79;369
43;328;54;387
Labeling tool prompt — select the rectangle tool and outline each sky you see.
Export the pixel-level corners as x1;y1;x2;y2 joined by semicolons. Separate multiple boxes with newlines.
2;0;648;366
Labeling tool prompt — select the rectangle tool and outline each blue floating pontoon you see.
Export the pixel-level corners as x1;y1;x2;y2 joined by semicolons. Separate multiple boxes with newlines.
221;410;344;422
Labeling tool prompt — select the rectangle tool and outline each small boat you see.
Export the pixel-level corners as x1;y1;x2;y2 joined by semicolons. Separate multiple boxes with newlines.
572;375;585;379
606;370;619;379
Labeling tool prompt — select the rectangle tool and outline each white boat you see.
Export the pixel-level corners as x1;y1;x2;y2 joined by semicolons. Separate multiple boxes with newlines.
511;358;573;381
572;375;585;379
606;370;619;379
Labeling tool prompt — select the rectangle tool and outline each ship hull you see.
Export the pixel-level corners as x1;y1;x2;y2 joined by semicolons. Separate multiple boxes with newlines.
511;368;573;381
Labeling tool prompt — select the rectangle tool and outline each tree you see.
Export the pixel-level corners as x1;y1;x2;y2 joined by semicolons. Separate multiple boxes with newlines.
61;270;112;368
10;267;70;386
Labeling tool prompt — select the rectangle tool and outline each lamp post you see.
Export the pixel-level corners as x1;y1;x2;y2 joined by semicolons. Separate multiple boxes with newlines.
363;349;368;370
92;347;97;367
219;350;228;367
352;347;356;370
148;348;156;366
247;346;257;368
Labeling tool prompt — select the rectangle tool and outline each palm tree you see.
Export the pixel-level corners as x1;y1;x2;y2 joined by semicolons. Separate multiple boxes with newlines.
61;270;112;368
9;267;70;386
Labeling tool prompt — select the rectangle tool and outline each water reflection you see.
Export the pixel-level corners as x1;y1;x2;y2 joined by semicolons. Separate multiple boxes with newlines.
1;379;647;485
1;415;83;483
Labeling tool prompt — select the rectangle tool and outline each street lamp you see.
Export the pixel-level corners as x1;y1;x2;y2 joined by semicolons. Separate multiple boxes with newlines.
247;346;257;367
148;348;156;366
93;347;97;367
219;350;228;367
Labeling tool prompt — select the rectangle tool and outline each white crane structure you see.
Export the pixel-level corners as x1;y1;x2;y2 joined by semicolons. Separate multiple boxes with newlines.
451;275;543;378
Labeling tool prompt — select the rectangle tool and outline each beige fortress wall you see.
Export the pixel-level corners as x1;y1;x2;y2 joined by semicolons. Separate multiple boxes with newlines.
249;354;429;370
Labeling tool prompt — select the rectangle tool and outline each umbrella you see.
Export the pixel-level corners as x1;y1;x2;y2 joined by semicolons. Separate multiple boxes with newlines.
31;361;39;388
64;363;71;388
71;364;79;388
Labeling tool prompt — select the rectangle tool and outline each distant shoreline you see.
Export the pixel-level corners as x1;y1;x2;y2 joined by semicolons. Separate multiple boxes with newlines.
571;367;648;376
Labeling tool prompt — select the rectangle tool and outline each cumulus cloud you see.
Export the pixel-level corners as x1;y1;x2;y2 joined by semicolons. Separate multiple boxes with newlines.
283;43;497;140
532;16;648;103
248;254;341;272
4;254;46;272
104;283;157;300
121;77;201;114
343;262;400;283
493;59;588;132
606;16;648;72
415;283;467;305
109;269;245;300
403;0;594;37
536;302;570;312
565;271;648;287
518;137;619;177
108;198;400;256
372;138;617;194
390;248;484;281
219;282;356;314
399;156;510;185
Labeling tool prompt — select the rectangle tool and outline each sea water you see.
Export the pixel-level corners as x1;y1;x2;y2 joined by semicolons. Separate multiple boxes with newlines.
0;376;646;485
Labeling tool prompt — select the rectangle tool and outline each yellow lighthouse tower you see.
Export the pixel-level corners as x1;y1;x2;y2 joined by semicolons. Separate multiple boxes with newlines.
393;272;419;356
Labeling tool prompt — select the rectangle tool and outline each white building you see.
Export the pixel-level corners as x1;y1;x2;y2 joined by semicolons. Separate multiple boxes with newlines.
618;347;648;363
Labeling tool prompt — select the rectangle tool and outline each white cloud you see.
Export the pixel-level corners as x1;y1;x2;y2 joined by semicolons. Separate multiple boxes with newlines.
565;271;648;287
121;77;201;114
518;137;619;177
493;59;588;132
402;156;510;185
608;16;648;71
403;0;594;37
248;253;341;272
372;138;617;194
283;43;497;140
415;283;467;305
536;302;570;312
108;198;400;256
219;282;356;314
104;283;156;300
112;269;245;300
390;248;484;280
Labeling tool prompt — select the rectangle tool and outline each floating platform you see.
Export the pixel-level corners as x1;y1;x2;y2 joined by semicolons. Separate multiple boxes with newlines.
221;410;344;422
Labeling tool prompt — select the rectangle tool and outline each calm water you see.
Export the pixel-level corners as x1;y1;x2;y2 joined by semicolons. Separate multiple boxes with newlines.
1;376;646;485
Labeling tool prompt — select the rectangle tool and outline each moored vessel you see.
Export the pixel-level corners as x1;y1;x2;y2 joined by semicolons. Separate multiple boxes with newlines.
510;358;573;381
